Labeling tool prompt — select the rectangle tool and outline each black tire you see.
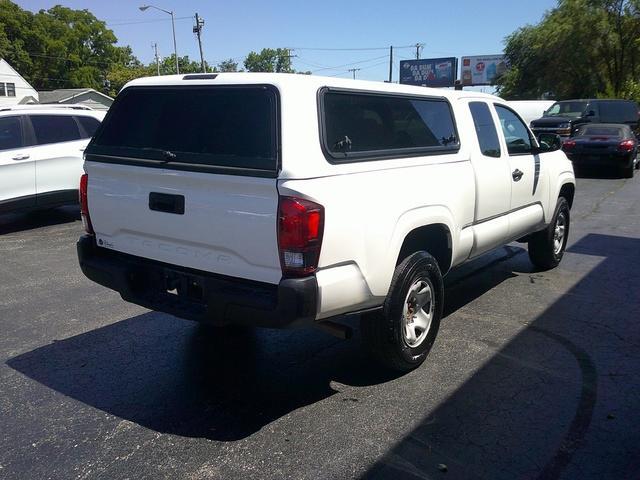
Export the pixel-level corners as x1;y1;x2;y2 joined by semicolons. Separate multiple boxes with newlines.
528;197;570;270
361;251;443;372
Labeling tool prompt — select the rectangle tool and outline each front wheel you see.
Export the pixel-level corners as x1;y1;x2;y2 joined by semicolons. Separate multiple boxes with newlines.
361;251;443;372
528;197;570;270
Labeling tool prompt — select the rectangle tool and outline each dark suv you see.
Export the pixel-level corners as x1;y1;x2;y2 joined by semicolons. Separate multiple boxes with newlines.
530;99;639;139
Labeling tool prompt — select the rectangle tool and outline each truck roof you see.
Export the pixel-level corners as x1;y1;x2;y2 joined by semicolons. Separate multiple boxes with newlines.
122;72;500;102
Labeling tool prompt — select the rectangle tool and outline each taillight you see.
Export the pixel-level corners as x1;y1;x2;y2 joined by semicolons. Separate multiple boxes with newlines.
278;196;324;277
618;139;635;153
562;140;576;151
79;173;94;235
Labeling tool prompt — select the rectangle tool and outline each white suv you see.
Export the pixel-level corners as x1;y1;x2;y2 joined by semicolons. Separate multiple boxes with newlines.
0;105;105;214
77;73;575;371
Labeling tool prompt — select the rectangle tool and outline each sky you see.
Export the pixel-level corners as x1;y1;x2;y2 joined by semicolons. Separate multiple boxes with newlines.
17;0;558;86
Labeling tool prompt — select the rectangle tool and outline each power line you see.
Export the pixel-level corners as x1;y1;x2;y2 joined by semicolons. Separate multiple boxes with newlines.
106;16;193;26
322;60;390;78
347;68;360;79
288;44;419;52
308;54;389;73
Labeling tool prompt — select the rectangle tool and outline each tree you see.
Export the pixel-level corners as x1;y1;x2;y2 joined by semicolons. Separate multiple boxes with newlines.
217;58;238;72
244;48;294;73
496;0;640;100
106;64;153;97
0;1;139;90
158;54;203;75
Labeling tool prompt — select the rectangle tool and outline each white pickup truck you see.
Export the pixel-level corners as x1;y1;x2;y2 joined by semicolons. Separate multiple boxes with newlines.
77;73;575;371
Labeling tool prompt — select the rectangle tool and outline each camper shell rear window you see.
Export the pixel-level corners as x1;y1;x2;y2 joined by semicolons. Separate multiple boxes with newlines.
88;85;279;176
319;88;460;163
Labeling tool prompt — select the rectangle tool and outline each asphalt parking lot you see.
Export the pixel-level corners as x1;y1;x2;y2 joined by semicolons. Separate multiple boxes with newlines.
1;171;639;480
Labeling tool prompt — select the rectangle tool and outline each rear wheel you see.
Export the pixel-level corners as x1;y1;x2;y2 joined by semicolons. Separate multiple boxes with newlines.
528;197;570;270
361;251;443;372
624;158;634;178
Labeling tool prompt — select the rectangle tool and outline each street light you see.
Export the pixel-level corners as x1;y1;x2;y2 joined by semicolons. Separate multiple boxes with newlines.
139;4;179;74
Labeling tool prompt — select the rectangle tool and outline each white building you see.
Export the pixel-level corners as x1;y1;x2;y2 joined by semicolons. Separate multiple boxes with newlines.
0;58;38;106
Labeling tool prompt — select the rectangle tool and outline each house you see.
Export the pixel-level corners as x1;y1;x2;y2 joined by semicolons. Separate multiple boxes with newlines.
0;58;39;106
38;88;113;111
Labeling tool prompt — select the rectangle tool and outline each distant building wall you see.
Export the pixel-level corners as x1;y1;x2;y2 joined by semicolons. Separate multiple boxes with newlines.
0;58;39;106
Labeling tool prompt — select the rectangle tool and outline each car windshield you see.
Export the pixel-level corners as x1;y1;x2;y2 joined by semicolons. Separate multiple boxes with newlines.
577;125;624;137
544;101;588;118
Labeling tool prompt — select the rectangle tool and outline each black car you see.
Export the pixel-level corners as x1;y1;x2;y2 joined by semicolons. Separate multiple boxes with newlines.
530;99;640;139
562;123;638;178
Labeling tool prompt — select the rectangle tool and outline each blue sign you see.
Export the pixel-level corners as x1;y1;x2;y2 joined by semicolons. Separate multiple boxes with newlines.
399;57;457;87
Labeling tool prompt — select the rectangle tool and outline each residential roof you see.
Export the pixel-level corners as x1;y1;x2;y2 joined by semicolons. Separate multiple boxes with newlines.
38;88;113;104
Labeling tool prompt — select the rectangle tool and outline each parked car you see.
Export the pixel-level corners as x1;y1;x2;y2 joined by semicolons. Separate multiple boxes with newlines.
77;73;575;371
530;98;640;139
0;105;105;214
562;123;638;178
507;100;554;126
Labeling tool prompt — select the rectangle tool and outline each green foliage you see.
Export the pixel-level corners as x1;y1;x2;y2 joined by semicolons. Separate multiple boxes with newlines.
0;1;131;90
158;55;204;75
496;0;640;100
216;58;239;72
244;48;294;73
106;64;154;97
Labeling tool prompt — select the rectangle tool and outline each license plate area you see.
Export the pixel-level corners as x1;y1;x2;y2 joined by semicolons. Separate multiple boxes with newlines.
163;270;204;302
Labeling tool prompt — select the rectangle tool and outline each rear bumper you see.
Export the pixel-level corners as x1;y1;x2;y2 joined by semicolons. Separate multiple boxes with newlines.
567;153;633;167
77;235;318;328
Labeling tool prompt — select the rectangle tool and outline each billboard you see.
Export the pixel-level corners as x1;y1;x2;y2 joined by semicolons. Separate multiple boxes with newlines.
399;57;457;87
461;55;508;86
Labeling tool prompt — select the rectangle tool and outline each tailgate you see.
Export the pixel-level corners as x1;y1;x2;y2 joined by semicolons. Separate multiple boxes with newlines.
83;83;282;284
86;162;281;283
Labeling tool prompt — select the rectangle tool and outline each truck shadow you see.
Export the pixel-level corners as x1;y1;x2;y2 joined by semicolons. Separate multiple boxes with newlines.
10;233;632;474
6;310;397;441
364;233;640;479
6;248;526;442
0;206;80;235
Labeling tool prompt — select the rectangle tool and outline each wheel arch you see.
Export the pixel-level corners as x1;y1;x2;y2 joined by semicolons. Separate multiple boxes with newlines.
389;205;456;275
559;182;575;209
396;224;452;274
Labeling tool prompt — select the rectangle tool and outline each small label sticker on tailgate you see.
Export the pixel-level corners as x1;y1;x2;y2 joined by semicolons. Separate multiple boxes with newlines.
97;236;115;249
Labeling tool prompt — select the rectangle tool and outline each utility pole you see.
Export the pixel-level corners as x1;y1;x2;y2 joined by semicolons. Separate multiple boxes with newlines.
283;48;297;72
415;43;424;60
152;42;160;75
139;6;179;74
193;13;206;72
348;68;361;79
388;45;393;83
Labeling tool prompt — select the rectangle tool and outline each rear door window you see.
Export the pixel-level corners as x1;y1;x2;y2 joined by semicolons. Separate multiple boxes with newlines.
598;101;639;123
30;115;81;145
90;86;279;174
0;116;23;150
76;116;101;138
321;90;459;161
469;102;501;158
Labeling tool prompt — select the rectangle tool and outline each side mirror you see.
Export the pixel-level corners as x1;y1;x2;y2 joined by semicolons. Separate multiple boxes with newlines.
536;133;562;153
585;110;596;117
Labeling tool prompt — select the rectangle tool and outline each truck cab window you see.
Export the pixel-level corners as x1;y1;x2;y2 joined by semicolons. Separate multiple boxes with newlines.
469;102;501;158
495;105;533;155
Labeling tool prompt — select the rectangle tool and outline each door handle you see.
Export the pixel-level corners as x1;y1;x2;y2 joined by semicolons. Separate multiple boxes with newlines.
512;169;524;181
11;153;30;161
